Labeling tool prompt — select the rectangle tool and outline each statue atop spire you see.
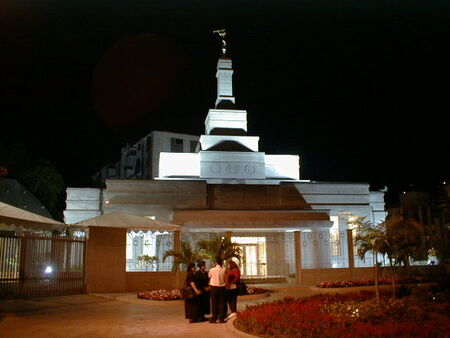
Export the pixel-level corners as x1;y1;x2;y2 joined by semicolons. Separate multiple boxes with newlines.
213;29;227;56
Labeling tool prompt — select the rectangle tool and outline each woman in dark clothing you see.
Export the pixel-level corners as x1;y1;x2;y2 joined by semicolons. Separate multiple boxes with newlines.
184;263;202;323
225;260;241;320
195;261;210;321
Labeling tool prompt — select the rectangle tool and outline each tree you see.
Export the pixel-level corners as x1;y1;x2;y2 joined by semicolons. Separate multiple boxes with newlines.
162;241;204;273
351;214;429;300
196;236;242;263
18;159;65;218
385;214;425;272
0;143;65;219
137;255;158;271
351;217;389;303
431;183;450;264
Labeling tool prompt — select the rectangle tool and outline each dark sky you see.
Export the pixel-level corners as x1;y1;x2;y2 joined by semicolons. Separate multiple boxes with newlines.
1;0;449;205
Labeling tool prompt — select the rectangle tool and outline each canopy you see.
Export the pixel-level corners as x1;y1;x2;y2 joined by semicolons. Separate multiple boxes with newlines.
0;201;65;232
72;211;181;232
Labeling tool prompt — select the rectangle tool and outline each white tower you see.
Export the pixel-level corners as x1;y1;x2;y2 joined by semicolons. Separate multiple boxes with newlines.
158;31;300;183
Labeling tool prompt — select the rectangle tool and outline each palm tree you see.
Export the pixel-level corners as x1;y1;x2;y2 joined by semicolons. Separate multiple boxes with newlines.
351;217;390;303
196;236;242;264
162;241;204;272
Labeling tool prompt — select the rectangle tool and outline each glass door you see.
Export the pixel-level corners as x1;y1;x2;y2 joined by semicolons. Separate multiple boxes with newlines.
233;236;267;278
243;244;258;276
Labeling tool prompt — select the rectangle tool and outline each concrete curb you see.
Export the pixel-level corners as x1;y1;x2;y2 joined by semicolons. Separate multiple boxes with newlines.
226;317;259;338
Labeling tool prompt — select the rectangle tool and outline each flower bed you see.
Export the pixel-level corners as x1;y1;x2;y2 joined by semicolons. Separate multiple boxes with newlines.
234;291;450;337
137;286;272;301
246;286;273;295
317;276;423;288
137;289;182;301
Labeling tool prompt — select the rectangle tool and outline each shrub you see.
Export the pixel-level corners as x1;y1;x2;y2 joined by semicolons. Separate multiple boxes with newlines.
317;276;423;288
137;289;182;301
234;292;450;337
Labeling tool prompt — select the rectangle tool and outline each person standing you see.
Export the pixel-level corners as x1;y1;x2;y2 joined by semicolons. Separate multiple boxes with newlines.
208;256;226;323
225;260;241;320
195;261;210;321
184;263;202;323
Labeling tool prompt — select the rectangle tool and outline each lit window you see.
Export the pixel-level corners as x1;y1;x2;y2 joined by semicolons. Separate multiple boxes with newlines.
126;230;173;272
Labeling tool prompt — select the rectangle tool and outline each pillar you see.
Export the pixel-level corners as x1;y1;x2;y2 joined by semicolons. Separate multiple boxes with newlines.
346;229;355;268
172;230;183;288
346;229;355;280
294;231;302;285
173;230;181;252
85;226;127;293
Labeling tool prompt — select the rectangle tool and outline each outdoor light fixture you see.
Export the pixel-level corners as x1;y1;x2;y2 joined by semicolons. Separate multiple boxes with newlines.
45;266;52;274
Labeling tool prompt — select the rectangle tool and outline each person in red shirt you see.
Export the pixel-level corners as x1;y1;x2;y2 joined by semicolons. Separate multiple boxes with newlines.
225;260;240;320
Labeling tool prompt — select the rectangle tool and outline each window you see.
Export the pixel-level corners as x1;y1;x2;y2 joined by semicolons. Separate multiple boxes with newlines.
330;232;341;257
126;231;174;271
330;216;341;257
170;138;183;152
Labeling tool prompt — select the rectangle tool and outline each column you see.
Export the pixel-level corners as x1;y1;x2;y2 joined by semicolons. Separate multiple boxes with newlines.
346;229;355;266
294;231;302;285
172;230;182;289
173;230;181;252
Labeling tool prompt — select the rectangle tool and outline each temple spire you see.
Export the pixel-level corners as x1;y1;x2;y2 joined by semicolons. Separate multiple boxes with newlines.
213;28;227;56
213;29;235;108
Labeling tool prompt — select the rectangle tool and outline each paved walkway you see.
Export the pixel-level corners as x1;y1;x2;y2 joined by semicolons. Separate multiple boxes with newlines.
0;285;385;338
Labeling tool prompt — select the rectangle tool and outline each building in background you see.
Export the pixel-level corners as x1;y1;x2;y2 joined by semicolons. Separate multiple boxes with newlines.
387;184;450;265
93;131;199;185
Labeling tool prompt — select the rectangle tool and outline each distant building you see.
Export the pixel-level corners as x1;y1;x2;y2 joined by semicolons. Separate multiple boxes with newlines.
93;131;200;184
388;185;450;264
390;187;449;228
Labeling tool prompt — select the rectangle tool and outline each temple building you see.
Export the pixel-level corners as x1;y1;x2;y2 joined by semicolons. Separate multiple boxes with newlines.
64;39;386;287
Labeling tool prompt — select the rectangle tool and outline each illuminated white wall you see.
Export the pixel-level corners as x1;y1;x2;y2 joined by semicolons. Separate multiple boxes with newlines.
215;58;235;107
205;110;247;134
159;153;199;177
158;152;302;181
265;155;300;180
200;151;265;179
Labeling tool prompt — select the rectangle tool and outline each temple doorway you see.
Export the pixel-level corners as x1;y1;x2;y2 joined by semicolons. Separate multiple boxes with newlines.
232;236;267;277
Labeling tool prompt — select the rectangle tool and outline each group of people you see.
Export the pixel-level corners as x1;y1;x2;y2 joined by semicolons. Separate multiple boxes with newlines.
184;257;241;324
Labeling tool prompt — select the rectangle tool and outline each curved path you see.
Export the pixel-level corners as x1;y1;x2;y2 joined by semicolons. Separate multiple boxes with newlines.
0;285;386;337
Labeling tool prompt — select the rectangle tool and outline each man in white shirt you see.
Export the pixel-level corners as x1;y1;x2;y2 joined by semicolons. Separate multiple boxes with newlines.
208;256;226;323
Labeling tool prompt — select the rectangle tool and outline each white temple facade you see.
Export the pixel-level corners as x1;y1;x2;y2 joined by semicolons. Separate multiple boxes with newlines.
64;47;386;282
158;57;300;184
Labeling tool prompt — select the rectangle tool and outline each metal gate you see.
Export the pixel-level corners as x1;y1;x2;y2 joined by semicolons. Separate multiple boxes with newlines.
0;232;86;298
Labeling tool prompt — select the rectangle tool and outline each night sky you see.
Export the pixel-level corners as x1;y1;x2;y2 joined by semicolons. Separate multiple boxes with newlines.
1;1;449;206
